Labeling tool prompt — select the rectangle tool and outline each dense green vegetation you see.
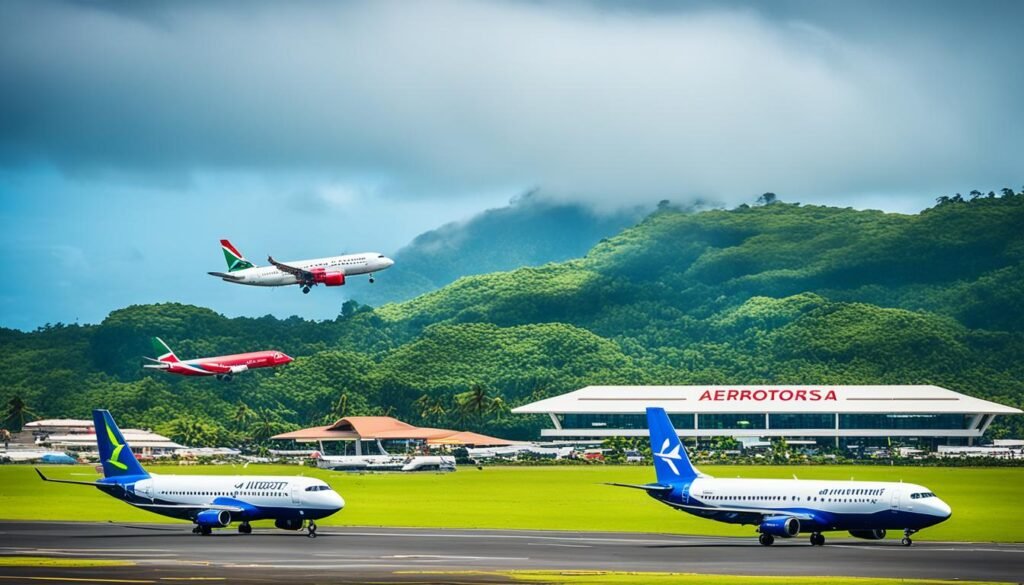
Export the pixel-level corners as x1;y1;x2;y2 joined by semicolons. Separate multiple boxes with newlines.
4;464;1021;542
2;190;1023;443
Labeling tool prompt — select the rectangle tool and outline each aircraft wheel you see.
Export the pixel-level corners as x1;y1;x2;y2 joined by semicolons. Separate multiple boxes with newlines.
192;526;201;534
200;526;212;536
369;277;375;284
302;286;311;294
810;533;824;546
239;522;252;534
223;374;232;382
758;533;774;546
307;520;317;538
901;537;912;546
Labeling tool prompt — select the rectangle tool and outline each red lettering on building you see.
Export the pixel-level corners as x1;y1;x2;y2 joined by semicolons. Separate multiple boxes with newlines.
696;388;838;401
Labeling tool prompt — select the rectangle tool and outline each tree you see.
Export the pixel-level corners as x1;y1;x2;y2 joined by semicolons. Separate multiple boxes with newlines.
757;192;777;206
3;396;37;432
232;403;253;431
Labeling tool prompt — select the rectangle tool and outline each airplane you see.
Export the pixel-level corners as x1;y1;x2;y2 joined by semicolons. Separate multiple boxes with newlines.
36;409;343;537
142;337;292;381
208;239;395;294
610;408;952;547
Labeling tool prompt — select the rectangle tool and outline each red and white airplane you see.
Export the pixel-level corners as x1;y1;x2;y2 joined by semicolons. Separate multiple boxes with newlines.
208;239;394;294
143;338;293;381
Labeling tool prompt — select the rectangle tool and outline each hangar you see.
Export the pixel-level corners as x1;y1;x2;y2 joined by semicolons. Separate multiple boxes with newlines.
511;385;1021;448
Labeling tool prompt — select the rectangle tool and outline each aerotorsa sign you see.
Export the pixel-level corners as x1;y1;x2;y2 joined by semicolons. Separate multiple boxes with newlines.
698;388;838;401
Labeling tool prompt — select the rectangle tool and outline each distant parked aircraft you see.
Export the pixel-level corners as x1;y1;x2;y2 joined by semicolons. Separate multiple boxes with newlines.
37;410;343;537
143;337;292;381
208;239;394;294
610;408;951;546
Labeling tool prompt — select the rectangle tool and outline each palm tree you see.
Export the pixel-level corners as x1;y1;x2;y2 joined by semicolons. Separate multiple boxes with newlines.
232;403;253;431
4;396;37;432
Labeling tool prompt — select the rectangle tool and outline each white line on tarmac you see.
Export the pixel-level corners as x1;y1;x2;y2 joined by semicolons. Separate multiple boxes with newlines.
384;555;530;561
528;543;592;548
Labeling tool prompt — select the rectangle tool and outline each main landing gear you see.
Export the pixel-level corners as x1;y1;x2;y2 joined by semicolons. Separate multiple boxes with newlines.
307;520;317;539
809;532;825;546
215;374;233;382
902;528;917;546
301;285;311;294
758;533;774;546
238;522;252;535
192;525;212;536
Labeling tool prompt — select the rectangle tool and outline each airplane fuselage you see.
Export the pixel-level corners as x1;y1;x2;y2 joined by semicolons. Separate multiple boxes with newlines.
651;477;951;533
98;474;344;524
161;350;292;377
217;253;393;287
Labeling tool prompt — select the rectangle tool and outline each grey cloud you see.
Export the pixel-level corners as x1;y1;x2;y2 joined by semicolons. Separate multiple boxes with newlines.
1;0;1021;209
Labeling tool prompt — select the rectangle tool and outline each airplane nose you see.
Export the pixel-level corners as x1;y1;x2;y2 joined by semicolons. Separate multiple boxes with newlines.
331;491;345;510
281;354;294;364
936;499;952;519
385;258;395;268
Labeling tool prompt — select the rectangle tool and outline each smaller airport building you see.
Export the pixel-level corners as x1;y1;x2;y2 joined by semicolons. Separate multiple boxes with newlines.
511;385;1022;448
272;416;517;455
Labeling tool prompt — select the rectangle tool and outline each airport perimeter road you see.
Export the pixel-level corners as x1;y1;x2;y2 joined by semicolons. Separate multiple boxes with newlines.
0;522;1022;583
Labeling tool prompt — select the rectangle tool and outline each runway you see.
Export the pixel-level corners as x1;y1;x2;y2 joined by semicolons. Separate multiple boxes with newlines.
0;521;1021;583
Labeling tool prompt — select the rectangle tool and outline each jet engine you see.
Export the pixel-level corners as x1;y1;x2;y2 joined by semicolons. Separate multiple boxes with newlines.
275;518;304;531
759;516;800;538
196;509;231;527
310;268;345;286
849;529;886;540
228;365;249;374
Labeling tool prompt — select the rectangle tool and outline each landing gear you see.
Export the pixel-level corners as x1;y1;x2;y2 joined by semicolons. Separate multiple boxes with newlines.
216;374;233;382
902;528;916;547
301;285;311;294
368;275;375;284
809;532;825;546
194;525;211;536
758;533;774;546
238;522;252;534
306;520;317;539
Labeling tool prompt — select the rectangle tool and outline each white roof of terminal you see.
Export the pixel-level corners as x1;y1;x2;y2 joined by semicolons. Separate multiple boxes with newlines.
511;385;1022;415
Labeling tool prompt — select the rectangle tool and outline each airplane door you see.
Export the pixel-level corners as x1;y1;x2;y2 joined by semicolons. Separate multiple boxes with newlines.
291;485;300;504
889;487;900;513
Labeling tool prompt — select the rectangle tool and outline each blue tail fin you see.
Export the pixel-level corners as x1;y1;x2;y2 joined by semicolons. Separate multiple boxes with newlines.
93;410;149;478
647;407;699;483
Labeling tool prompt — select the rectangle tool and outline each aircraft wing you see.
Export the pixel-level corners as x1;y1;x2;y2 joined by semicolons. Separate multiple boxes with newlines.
267;256;312;281
605;482;674;492
195;362;232;374
208;271;245;281
664;501;817;521
132;502;246;513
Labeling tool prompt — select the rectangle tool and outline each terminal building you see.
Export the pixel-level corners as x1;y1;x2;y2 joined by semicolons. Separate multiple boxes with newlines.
511;385;1022;448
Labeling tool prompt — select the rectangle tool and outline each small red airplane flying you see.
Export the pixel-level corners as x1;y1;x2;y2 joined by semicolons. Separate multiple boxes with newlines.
142;337;293;381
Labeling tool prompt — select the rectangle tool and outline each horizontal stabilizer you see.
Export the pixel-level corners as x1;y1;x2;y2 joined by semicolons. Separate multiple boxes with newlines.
605;482;674;492
208;271;245;281
35;468;124;491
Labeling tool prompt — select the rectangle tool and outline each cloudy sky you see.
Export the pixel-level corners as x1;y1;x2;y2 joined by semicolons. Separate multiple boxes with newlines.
1;0;1021;330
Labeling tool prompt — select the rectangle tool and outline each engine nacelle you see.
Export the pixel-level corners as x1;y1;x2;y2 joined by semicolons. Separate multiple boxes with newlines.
310;268;346;286
275;518;304;531
196;509;230;528
849;529;886;540
759;516;800;538
229;364;249;374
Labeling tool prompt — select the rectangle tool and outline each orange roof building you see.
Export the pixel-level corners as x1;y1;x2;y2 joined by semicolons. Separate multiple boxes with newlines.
272;416;517;454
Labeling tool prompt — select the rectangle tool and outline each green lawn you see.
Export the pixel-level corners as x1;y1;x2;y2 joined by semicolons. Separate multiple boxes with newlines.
2;464;1020;542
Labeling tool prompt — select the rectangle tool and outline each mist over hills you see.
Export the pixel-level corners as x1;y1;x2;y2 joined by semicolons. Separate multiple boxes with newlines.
344;191;645;304
3;191;1023;444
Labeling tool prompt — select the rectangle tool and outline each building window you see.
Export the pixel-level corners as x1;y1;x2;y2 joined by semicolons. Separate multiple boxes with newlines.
839;413;970;430
769;413;834;429
697;414;767;430
561;413;695;429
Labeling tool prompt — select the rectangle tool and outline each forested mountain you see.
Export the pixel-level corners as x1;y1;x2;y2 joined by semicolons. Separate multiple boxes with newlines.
3;190;1023;445
343;191;644;304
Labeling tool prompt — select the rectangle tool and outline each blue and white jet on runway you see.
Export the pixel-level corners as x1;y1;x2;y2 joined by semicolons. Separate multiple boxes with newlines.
611;408;952;546
36;409;344;537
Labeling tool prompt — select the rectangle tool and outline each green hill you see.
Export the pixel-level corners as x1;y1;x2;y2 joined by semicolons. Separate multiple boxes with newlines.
3;192;1023;443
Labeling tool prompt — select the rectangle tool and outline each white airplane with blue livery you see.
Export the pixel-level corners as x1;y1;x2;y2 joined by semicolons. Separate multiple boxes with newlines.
611;408;952;546
37;410;344;537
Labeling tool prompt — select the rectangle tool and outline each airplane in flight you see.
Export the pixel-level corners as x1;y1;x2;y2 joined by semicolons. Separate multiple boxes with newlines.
37;409;343;537
143;337;292;381
208;239;395;294
611;408;952;547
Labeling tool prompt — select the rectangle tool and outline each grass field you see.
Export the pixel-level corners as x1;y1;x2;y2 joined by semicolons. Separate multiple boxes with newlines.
1;464;1021;542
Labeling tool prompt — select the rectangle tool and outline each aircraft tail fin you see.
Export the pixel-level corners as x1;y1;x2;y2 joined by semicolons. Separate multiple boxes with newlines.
221;239;254;272
647;407;701;484
93;409;149;479
151;337;179;363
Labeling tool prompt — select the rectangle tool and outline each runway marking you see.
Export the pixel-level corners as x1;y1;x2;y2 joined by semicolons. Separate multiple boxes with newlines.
333;531;725;546
528;543;591;548
0;577;153;584
385;555;530;561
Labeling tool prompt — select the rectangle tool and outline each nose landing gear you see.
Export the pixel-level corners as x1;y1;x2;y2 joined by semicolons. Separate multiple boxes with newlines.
368;275;375;284
307;520;317;538
301;285;311;294
901;528;917;546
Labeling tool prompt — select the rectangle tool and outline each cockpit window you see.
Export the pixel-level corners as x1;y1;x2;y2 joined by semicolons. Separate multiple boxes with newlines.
910;492;936;499
305;485;330;492
378;254;385;258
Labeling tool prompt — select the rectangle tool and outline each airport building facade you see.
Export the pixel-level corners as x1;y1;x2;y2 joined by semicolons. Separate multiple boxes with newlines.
511;385;1022;448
